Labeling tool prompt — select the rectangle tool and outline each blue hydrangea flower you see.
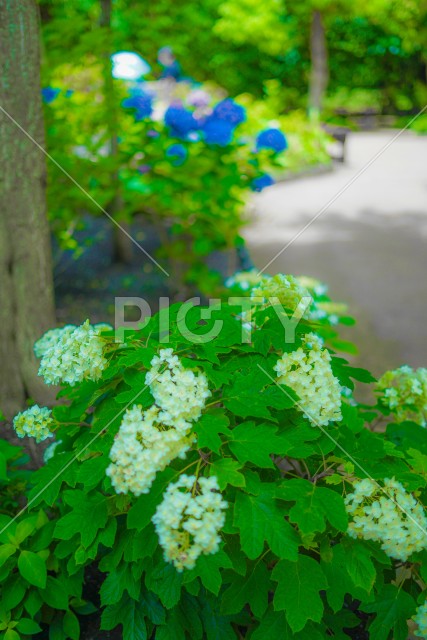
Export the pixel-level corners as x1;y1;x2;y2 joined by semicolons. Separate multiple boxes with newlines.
122;92;153;120
202;118;234;146
252;174;275;192
164;105;199;138
256;128;288;153
166;143;188;165
213;99;246;126
41;87;61;104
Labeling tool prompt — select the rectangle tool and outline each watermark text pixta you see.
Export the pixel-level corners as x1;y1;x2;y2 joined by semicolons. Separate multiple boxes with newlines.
114;296;312;344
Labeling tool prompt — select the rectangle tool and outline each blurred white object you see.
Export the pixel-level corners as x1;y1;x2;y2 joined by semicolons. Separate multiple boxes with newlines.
111;51;151;80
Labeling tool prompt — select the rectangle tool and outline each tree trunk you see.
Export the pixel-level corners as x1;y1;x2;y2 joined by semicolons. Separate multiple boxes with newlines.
308;10;329;119
0;0;56;418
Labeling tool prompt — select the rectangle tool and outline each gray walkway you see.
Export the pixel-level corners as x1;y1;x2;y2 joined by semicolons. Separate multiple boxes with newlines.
245;131;427;376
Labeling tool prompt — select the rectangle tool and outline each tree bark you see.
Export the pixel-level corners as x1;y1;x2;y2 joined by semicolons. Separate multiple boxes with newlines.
0;0;56;418
308;10;329;119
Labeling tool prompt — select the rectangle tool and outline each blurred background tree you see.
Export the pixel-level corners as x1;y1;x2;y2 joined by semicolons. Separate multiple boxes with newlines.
38;0;426;115
214;0;426;116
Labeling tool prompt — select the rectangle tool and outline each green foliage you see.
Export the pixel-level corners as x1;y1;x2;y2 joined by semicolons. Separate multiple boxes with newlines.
42;62;288;295
0;446;90;639
0;502;84;639
410;113;427;134
211;0;426;114
3;282;427;637
0;440;30;513
272;554;328;631
238;93;332;170
40;0;426;119
214;0;291;57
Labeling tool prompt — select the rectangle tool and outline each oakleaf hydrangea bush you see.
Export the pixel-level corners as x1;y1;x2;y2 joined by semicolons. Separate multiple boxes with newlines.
3;272;427;639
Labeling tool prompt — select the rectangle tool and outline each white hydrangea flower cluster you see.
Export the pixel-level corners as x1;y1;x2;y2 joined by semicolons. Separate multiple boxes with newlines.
274;332;342;426
251;273;313;316
224;272;345;327
345;477;427;561
106;405;194;496
145;348;211;425
413;601;427;638
376;366;427;426
38;320;108;386
13;405;54;443
224;269;263;291
107;350;210;496
34;325;76;359
152;474;228;571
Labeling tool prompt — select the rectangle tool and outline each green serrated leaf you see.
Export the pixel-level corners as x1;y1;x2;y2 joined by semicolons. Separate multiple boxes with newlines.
362;584;415;640
321;543;368;612
223;370;294;420
101;594;147;639
140;591;165;625
252;606;324;639
274;422;321;458
193;412;231;453
407;448;427;476
200;594;236;640
116;347;155;369
221;559;270;617
146;562;183;609
209;459;245;490
127;468;175;531
272;554;328;632
343;539;376;593
121;597;147;640
156;615;186;640
184;550;232;595
28;452;77;507
277;478;348;534
114;370;153;405
340;403;365;433
55;490;108;548
76;455;109;490
233;489;299;560
178;592;203;639
100;562;140;605
229;422;279;468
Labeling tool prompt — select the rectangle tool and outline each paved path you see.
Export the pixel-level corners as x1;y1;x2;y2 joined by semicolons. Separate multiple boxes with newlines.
245;131;427;376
